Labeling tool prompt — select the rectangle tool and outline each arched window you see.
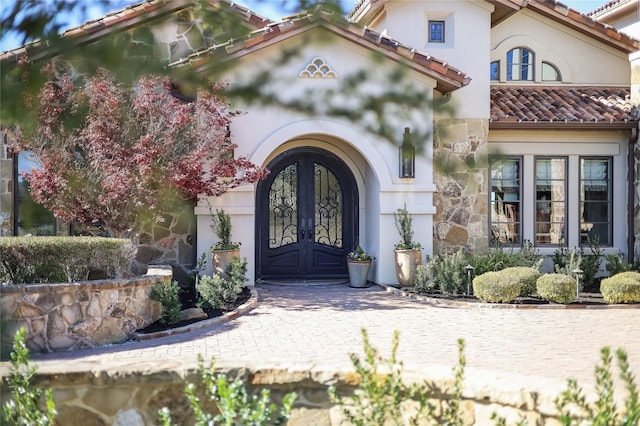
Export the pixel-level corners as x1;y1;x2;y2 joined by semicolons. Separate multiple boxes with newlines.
542;61;561;81
507;47;534;81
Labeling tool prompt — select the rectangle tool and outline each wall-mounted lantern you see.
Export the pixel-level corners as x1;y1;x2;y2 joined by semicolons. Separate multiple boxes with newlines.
399;127;415;178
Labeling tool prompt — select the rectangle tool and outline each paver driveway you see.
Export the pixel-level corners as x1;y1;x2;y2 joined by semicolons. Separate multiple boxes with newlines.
30;284;640;388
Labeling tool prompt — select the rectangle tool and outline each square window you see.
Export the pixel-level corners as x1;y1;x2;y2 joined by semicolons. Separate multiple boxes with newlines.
429;21;445;43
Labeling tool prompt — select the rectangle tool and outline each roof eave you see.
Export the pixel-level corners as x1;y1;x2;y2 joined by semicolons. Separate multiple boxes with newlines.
489;120;638;129
175;17;471;94
526;0;640;53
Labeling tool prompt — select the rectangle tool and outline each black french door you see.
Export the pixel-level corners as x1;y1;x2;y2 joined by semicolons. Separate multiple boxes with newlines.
256;148;358;280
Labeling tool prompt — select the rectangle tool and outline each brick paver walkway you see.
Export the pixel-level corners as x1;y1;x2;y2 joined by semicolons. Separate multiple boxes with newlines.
29;284;640;387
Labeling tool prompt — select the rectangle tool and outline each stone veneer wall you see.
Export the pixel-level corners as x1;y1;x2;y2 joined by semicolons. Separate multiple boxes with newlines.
0;362;568;425
433;118;490;255
0;266;170;354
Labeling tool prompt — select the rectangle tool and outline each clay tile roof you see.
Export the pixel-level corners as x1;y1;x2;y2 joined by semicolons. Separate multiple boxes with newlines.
350;0;639;53
490;86;638;128
0;0;275;64
516;0;639;52
170;8;471;94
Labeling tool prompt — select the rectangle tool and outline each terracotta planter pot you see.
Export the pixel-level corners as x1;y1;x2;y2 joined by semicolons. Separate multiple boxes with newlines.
211;248;240;279
394;249;422;287
347;259;372;288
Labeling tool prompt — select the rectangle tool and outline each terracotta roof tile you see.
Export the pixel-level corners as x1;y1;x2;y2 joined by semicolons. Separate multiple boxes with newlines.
1;0;275;63
350;0;639;53
490;86;638;128
170;9;471;94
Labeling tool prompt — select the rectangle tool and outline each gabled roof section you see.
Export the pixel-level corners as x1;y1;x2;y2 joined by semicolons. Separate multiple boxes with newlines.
490;86;638;129
349;0;639;54
525;0;638;53
0;0;274;64
169;8;471;94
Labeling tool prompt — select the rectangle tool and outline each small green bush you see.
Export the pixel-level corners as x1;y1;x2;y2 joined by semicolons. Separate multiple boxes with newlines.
1;328;56;425
414;249;468;295
0;237;135;284
600;272;640;304
159;355;296;426
470;240;543;276
472;271;521;303
501;266;541;297
536;274;576;304
150;280;182;325
198;257;247;310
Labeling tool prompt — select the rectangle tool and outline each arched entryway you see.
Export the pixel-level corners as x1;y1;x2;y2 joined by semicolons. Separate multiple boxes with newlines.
255;147;358;280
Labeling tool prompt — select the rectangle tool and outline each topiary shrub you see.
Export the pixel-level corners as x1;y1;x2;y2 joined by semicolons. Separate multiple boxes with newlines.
536;274;575;304
502;266;541;297
600;272;640;304
472;271;520;303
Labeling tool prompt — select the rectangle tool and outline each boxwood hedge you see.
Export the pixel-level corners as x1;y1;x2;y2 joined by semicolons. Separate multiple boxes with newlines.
600;272;640;304
0;237;136;284
536;273;575;304
472;270;521;303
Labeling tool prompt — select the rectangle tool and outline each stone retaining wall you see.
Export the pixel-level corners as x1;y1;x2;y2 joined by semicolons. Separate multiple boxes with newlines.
0;361;568;425
0;266;170;354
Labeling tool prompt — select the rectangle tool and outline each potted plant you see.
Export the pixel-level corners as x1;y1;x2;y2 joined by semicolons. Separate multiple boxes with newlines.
347;245;373;288
393;204;422;287
210;209;240;279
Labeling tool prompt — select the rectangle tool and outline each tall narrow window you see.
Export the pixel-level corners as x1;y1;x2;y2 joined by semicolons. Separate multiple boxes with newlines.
489;157;521;244
535;158;566;245
490;61;499;81
580;158;612;246
428;20;445;43
507;47;534;81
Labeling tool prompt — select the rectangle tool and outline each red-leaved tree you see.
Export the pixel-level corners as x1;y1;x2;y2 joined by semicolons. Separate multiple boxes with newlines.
13;67;267;237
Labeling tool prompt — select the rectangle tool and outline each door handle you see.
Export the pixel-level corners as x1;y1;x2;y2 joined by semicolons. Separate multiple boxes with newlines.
300;218;305;239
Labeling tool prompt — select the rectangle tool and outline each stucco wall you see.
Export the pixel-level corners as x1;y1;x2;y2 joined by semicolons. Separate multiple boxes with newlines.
0;266;170;354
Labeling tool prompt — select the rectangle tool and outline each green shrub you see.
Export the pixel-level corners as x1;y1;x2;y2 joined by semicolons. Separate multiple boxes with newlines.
553;238;603;291
470;240;543;276
600;272;640;304
198;257;247;310
537;274;576;304
150;280;182;325
472;271;521;303
414;249;468;295
0;237;135;284
159;355;296;426
1;328;56;425
605;254;640;275
555;346;640;425
502;266;541;297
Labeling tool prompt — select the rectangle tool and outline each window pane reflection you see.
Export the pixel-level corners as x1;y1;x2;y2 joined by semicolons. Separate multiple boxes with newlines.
490;158;521;244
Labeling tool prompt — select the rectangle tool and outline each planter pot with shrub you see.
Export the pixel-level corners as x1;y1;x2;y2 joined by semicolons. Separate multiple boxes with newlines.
393;205;422;287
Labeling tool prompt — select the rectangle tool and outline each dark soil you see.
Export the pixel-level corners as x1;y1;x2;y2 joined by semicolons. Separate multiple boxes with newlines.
136;286;251;334
415;291;607;305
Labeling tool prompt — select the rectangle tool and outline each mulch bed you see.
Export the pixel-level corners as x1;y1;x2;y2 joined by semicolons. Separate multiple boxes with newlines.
413;291;607;305
136;286;251;334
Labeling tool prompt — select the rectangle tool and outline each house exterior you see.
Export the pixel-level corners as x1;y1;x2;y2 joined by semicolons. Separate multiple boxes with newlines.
1;0;639;286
